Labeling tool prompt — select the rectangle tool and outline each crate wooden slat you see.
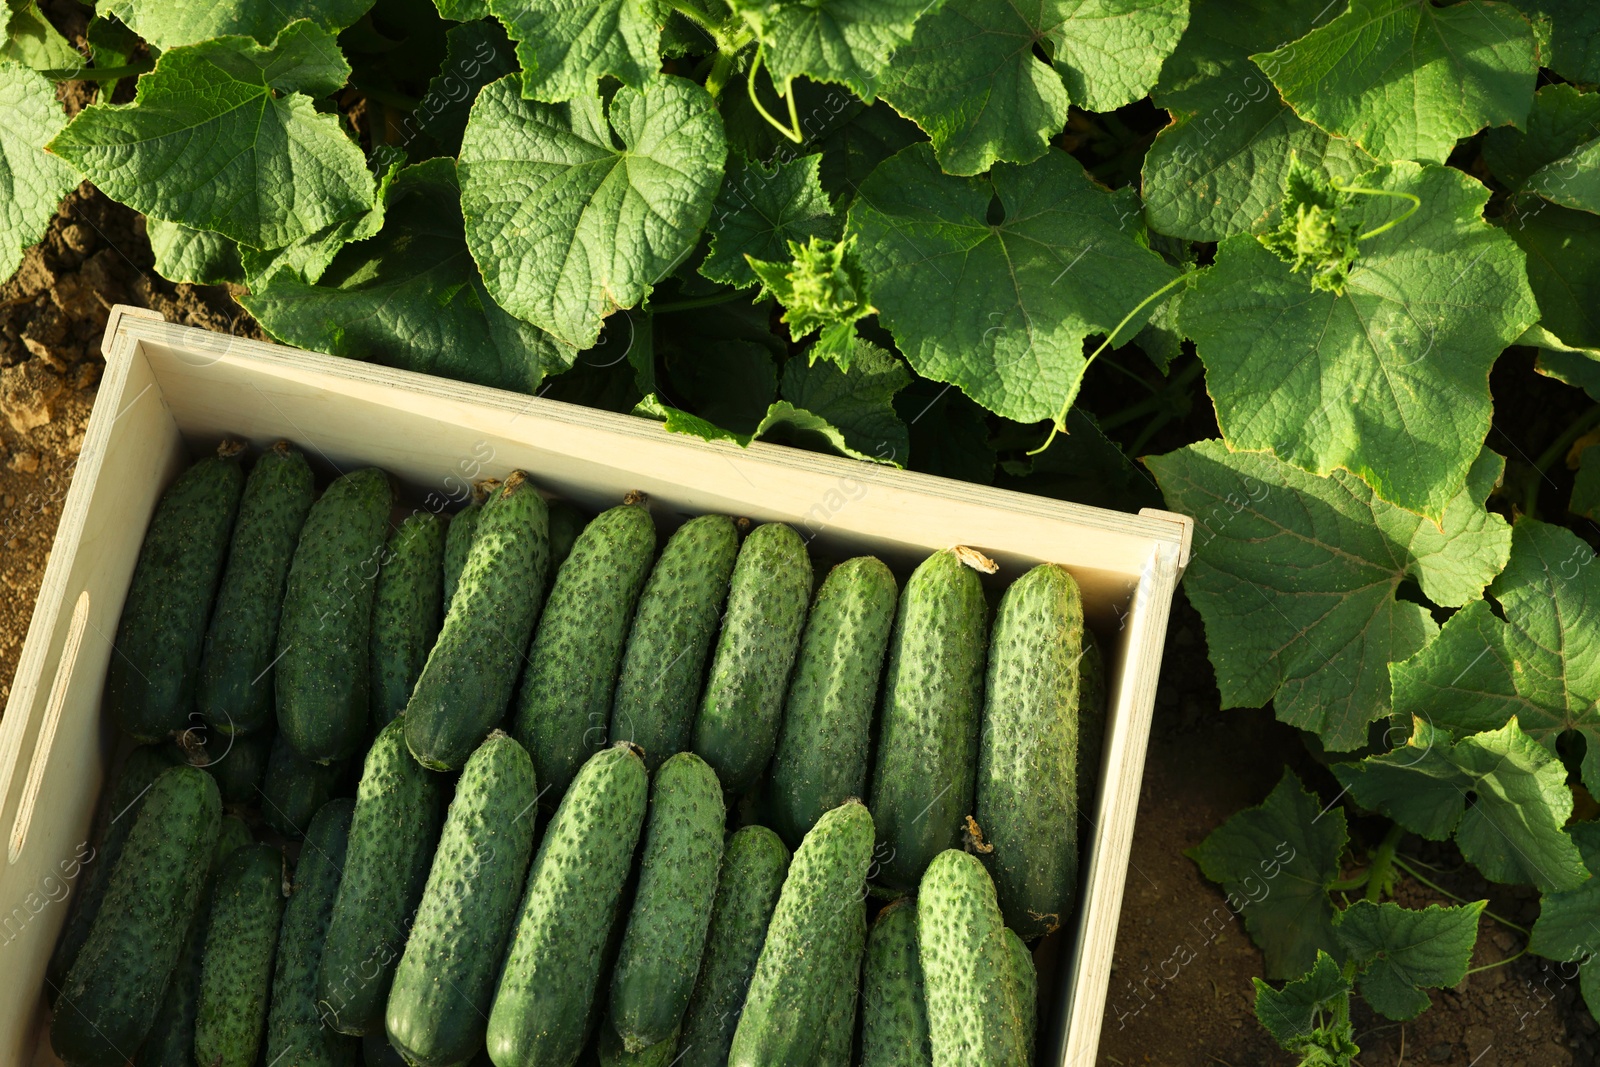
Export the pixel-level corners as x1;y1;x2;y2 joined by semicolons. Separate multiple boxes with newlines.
0;306;1189;1067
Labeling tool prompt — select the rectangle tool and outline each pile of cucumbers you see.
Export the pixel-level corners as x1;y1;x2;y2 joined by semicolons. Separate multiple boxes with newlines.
45;438;1105;1067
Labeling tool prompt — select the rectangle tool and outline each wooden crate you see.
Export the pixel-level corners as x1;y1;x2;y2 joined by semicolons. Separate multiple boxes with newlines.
0;305;1191;1066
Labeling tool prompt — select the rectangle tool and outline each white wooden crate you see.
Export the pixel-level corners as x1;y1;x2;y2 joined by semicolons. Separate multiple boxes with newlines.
0;305;1190;1067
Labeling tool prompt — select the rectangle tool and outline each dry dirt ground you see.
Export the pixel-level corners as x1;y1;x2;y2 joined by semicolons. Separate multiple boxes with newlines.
1;182;1593;1067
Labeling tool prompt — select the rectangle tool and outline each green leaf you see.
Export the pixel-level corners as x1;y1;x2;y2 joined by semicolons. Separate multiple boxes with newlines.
85;15;142;98
239;161;399;288
459;73;727;348
403;17;518;157
1252;952;1356;1056
896;380;995;483
878;0;1186;177
1514;0;1600;83
147;220;244;286
1335;900;1484;1021
48;22;373;251
634;393;758;445
1527;137;1600;215
241;158;574;394
815;97;924;201
736;0;941;99
488;0;660;103
0;60;78;281
702;154;839;289
1529;822;1600;1019
1502;196;1600;352
1391;519;1600;798
1573;447;1600;521
1187;770;1348;980
105;0;375;49
765;339;910;462
1181;162;1539;519
2;0;82;71
1481;84;1600;192
1253;0;1537;165
846;142;1178;425
1147;442;1512;749
1255;154;1362;294
434;0;492;19
1331;718;1589;893
747;234;873;344
997;407;1162;512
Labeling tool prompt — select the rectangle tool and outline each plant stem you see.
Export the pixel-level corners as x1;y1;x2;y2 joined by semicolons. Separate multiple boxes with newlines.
1464;946;1528;976
1334;183;1422;242
41;60;153;81
746;47;803;144
1523;404;1600;518
1327;873;1371;893
650;288;744;313
1366;823;1405;903
1390;856;1531;936
660;0;719;34
706;50;737;99
1098;359;1203;432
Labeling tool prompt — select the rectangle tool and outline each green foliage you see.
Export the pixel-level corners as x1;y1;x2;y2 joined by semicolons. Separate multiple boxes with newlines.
0;60;78;280
1256;156;1360;294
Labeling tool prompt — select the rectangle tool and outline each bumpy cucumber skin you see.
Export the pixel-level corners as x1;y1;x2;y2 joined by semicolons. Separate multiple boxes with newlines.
195;843;287;1067
202;726;274;805
487;743;650;1067
861;898;931;1067
198;440;315;736
266;798;359;1067
406;473;550;772
769;556;897;847
917;851;1028;1067
818;956;862;1067
49;743;181;992
869;550;988;891
107;446;245;742
370;512;445;727
691;522;813;792
676;825;790;1067
547;499;586;584
51;766;221;1067
609;752;726;1051
511;503;655;795
1004;929;1037;1066
728;799;874;1067
261;730;347;840
598;1018;680;1067
609;514;738;770
277;467;394;763
386;733;539;1067
441;497;482;611
1076;629;1106;830
975;563;1084;939
320;719;446;1036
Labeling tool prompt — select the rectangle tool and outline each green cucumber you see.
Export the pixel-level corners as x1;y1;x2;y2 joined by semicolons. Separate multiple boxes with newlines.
974;562;1083;939
441;482;490;612
266;798;359;1067
200;726;274;805
1004;930;1036;1066
1076;628;1106;828
511;502;655;795
406;472;550;771
609;514;738;770
691;522;812;792
728;799;873;1067
107;441;246;742
51;766;222;1067
917;851;1028;1067
869;549;988;891
195;843;287;1067
547;498;586;584
676;825;790;1067
861;898;931;1067
768;555;897;847
818;957;861;1067
598;1018;680;1067
197;440;316;736
609;752;725;1051
261;730;348;840
277;467;394;762
386;732;539;1067
370;512;445;726
48;743;181;992
487;742;650;1067
320;718;447;1035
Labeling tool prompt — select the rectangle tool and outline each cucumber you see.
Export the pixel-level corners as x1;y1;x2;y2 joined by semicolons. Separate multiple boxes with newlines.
728;799;874;1067
370;512;445;726
261;730;348;840
510;501;655;795
609;752;725;1051
487;742;650;1067
676;825;790;1067
107;441;246;742
818;956;861;1067
441;483;490;612
134;815;253;1067
609;514;738;770
320;718;447;1035
195;843;287;1067
917;851;1028;1067
547;498;586;583
50;766;221;1067
768;556;897;847
691;522;812;792
200;726;274;805
406;472;550;772
1004;929;1036;1066
974;562;1083;939
48;743;181;992
598;1018;680;1067
386;732;540;1067
861;898;931;1067
1076;628;1106;827
869;549;988;891
277;467;394;763
197;440;316;736
266;798;359;1067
